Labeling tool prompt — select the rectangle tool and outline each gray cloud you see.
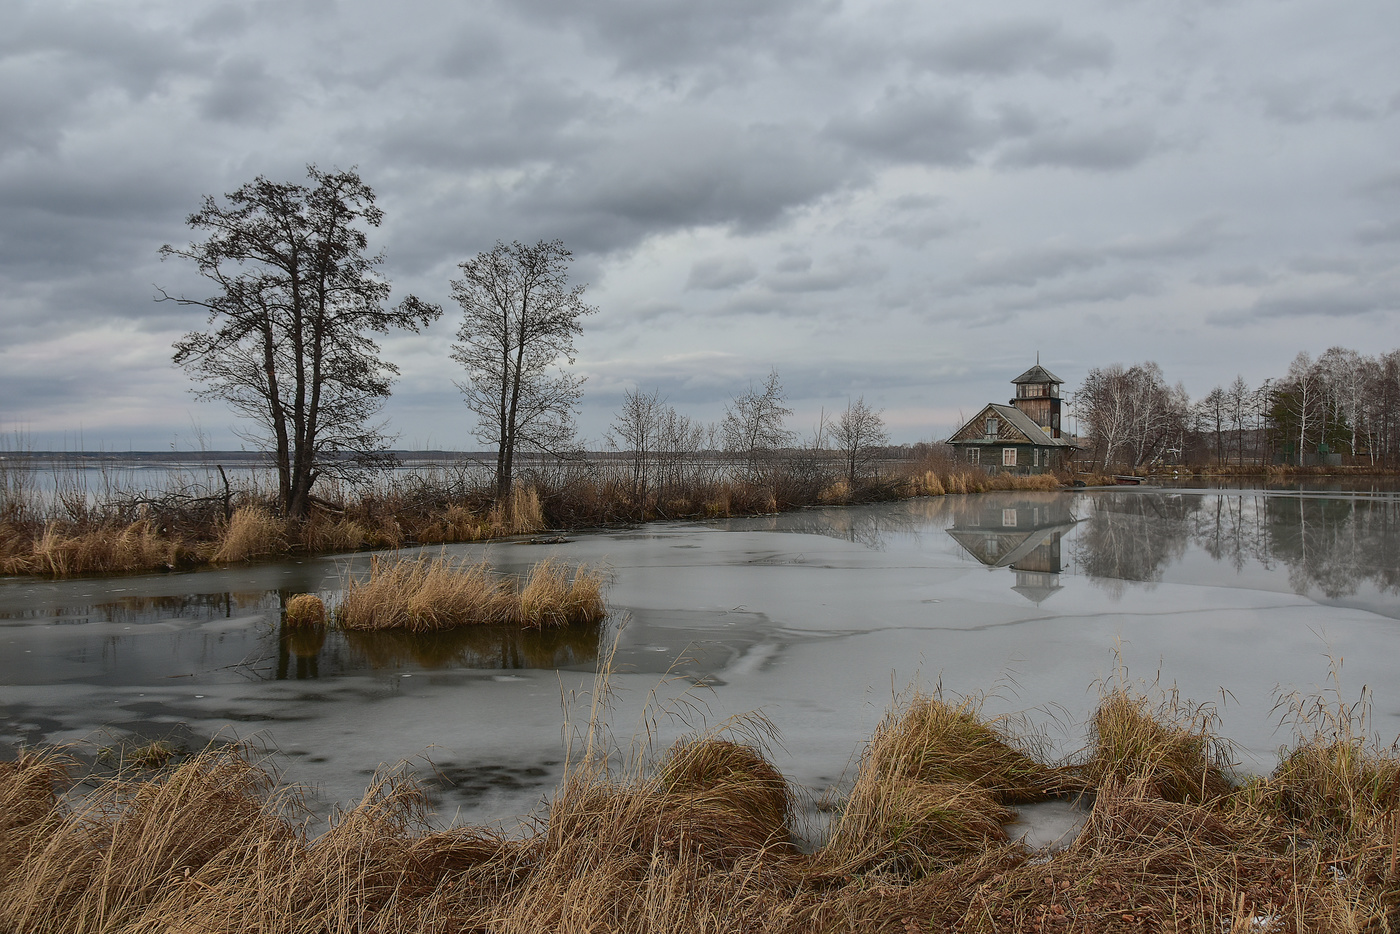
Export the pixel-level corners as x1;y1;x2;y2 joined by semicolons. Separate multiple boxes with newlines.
827;91;1017;165
762;251;884;293
686;256;758;290
914;19;1113;77
507;117;853;251
961;220;1220;290
1209;282;1400;325
1357;219;1400;244
997;123;1161;171
198;57;286;124
504;0;829;75
1;0;1398;448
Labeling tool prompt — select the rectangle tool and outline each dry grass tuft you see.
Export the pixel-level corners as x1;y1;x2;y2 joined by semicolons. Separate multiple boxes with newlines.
656;737;792;846
7;678;1400;933
865;694;1057;802
916;471;946;496
1080;687;1235;803
335;554;606;632
298;511;367;553
818;693;1049;878
336;553;514;632
212;506;287;563
518;559;607;629
283;593;327;628
9;520;184;576
1258;679;1400;841
493;485;545;535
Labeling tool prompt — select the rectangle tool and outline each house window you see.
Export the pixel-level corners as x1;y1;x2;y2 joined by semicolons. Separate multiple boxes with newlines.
967;447;980;465
1032;448;1040;468
986;417;999;438
1002;509;1018;527
1003;448;1017;467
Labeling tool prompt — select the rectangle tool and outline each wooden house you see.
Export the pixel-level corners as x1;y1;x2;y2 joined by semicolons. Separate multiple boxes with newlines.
946;363;1072;473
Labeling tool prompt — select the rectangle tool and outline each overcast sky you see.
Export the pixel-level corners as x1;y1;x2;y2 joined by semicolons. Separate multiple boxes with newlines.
3;0;1397;451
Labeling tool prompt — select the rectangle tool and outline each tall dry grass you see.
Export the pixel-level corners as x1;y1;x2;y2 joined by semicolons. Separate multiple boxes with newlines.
2;520;186;576
211;506;287;563
335;554;606;632
518;558;607;629
6;676;1400;932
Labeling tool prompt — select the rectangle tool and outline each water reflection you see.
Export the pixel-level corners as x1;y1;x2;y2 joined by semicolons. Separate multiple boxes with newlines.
1074;490;1400;604
336;624;601;673
944;494;1078;604
729;500;944;549
1071;493;1199;596
1231;493;1399;599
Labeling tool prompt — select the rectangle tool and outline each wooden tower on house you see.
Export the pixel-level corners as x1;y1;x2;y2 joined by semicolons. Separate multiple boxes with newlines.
1009;361;1064;439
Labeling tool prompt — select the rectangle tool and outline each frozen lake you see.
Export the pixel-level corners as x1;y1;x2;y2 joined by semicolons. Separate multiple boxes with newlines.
1;487;1397;829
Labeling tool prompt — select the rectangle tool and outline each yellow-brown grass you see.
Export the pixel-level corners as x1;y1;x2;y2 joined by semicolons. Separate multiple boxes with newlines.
819;694;1052;878
211;506;287;563
298;511;367;553
7;681;1400;933
283;593;327;628
492;485;545;535
3;520;185;576
517;559;607;629
1079;687;1235;804
335;554;606;632
335;553;514;632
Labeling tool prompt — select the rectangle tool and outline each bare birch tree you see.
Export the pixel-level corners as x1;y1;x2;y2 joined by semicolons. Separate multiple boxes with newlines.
451;240;596;502
722;370;796;476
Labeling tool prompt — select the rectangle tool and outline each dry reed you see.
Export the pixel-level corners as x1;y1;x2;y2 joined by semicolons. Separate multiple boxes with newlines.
335;554;606;632
517;558;607;629
211;506;287;564
6;678;1400;933
1079;686;1236;803
283;593;327;628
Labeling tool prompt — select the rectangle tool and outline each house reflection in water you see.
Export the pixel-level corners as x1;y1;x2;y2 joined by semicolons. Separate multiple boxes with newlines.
945;494;1078;604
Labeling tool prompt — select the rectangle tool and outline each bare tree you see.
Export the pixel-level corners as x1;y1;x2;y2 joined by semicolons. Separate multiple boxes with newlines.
1270;352;1329;463
1078;362;1187;470
610;387;664;500
832;397;890;485
721;370;796;475
451;240;597;502
1225;375;1251;466
1194;386;1226;466
161;166;441;519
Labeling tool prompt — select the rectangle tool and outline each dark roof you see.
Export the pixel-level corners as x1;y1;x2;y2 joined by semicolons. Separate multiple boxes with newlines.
944;403;1072;447
992;404;1072;446
1011;364;1063;385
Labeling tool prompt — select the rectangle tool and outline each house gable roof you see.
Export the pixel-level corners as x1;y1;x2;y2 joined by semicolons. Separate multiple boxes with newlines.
946;403;1070;446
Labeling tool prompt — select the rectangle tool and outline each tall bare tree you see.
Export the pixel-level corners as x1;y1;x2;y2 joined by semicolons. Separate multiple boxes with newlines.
1078;362;1187;469
832;396;890;485
451;240;596;501
1225;375;1251;465
161;166;440;519
610;387;664;501
721;370;796;476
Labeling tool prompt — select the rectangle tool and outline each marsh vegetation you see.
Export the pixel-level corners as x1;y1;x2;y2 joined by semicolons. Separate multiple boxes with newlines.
3;676;1398;933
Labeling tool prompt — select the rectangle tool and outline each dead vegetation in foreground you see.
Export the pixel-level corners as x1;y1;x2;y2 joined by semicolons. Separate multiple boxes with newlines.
5;675;1400;934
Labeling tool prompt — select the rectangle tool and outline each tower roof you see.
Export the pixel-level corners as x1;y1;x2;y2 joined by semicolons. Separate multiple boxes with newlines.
1011;364;1063;385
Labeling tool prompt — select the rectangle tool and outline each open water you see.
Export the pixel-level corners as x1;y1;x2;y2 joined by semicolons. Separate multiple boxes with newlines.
1;486;1397;831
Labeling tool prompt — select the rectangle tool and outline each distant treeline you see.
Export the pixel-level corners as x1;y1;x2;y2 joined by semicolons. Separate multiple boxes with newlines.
1074;346;1400;470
